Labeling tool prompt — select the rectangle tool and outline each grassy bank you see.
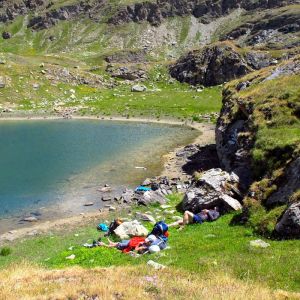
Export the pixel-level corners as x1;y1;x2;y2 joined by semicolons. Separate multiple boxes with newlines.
1;194;300;294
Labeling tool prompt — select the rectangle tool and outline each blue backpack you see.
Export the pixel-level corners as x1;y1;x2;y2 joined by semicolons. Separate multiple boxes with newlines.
149;221;169;242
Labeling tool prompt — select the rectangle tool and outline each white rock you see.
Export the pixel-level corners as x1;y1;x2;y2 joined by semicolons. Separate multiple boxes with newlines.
160;205;171;209
220;194;242;211
250;239;270;248
147;260;166;270
114;220;148;239
140;214;156;224
131;85;147;92
66;254;76;260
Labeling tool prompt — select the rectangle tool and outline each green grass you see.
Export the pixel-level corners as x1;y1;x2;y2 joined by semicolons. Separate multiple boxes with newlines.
0;57;222;119
1;194;300;292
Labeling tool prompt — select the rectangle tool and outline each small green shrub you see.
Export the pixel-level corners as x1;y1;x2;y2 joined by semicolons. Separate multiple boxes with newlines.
0;247;12;256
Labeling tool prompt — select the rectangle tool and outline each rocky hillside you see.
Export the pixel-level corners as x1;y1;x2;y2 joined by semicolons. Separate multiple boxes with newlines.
216;56;300;238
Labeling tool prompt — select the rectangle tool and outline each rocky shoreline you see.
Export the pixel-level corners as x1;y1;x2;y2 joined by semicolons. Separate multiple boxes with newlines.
0;118;212;244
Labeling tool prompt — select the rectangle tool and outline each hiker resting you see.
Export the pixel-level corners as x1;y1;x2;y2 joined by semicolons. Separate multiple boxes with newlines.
98;234;160;254
169;207;220;230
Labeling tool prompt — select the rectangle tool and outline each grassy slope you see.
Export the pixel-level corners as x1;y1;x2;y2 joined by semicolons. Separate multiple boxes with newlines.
1;195;300;293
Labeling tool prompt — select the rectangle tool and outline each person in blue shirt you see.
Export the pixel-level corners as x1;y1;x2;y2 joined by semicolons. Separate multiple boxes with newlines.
169;207;220;230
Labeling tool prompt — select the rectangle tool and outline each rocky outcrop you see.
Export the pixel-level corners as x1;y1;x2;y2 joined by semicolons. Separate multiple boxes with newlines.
215;93;254;190
27;2;95;30
169;43;251;86
182;168;242;213
106;65;147;81
108;0;298;26
104;50;148;64
222;5;300;49
266;158;300;208
0;0;296;31
275;202;300;238
216;56;300;238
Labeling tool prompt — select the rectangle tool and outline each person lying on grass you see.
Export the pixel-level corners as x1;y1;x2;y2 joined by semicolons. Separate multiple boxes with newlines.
168;207;220;230
98;234;163;254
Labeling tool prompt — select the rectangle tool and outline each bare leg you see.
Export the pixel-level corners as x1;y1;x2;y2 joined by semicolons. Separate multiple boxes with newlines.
168;218;184;227
178;211;194;230
98;238;118;248
168;211;194;228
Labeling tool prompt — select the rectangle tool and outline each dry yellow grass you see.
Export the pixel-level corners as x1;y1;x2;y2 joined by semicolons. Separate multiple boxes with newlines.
0;263;299;300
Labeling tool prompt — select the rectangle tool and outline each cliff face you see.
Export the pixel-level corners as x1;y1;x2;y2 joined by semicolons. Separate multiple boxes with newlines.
169;43;252;86
0;0;298;31
108;0;299;26
215;56;300;238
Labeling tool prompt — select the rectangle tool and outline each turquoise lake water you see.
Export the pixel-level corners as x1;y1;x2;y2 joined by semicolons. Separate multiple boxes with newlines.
0;119;197;228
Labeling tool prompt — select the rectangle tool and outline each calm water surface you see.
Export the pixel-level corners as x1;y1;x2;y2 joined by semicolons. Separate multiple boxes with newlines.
0;120;197;229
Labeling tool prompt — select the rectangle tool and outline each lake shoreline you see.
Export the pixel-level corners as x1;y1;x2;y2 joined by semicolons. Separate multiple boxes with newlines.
0;116;215;244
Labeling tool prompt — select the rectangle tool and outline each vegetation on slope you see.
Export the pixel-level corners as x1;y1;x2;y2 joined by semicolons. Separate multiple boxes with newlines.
220;56;300;236
1;195;300;293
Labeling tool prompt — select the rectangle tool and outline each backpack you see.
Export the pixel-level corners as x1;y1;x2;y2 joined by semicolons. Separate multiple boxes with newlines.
149;221;169;242
104;219;123;237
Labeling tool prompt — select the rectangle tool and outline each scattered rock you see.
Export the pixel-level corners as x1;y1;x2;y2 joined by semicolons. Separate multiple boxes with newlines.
102;196;112;202
0;76;6;88
108;206;116;211
22;216;38;222
140;213;156;224
250;239;270;248
84;202;94;206
2;31;11;39
131;85;147;92
236;81;251;91
147;260;166;270
66;254;76;260
98;186;112;193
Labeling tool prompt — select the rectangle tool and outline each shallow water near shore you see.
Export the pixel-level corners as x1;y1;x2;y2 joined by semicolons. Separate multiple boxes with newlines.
0;119;198;232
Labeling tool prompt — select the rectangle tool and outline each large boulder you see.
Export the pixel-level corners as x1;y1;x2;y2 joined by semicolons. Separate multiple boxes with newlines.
275;202;300;238
114;220;149;239
170;43;251;86
182;168;242;212
133;190;167;206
